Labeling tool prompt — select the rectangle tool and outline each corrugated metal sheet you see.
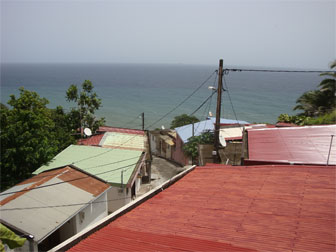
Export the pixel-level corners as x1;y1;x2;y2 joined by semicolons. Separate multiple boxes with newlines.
175;117;249;143
247;125;336;165
100;132;145;151
33;145;143;185
67;164;335;252
98;126;145;135
0;167;110;243
77;134;104;146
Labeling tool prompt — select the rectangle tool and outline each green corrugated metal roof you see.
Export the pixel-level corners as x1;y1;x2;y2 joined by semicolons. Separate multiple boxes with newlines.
100;132;145;150
33;145;143;185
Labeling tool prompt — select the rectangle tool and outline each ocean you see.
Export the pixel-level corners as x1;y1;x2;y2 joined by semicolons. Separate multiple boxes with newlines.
0;63;323;129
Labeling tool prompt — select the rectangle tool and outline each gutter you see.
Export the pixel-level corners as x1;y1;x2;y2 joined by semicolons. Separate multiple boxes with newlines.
49;165;196;252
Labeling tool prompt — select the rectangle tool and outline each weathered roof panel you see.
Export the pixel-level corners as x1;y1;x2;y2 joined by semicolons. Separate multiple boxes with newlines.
100;132;145;151
247;125;336;165
67;164;335;251
0;167;110;243
33;145;143;185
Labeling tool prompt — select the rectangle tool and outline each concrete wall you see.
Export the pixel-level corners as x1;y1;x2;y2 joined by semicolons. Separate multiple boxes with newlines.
107;186;131;213
150;134;158;155
172;134;189;166
75;192;108;234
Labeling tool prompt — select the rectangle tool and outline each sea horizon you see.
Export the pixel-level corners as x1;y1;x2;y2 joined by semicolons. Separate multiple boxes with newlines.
0;62;324;129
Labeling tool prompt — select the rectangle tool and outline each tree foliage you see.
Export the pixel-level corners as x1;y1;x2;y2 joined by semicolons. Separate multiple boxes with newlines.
0;88;71;188
66;80;105;133
170;114;200;129
0;224;26;252
183;130;214;159
294;61;335;117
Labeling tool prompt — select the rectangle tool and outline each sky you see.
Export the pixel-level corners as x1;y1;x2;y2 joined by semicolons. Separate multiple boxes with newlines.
1;0;335;69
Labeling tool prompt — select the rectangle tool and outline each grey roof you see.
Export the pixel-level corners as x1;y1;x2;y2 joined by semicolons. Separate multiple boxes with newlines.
0;168;110;243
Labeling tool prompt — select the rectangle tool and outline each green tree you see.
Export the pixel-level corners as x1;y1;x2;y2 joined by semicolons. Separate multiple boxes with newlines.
66;80;105;134
0;88;61;188
170;114;200;129
183;130;214;159
294;61;336;116
0;224;26;252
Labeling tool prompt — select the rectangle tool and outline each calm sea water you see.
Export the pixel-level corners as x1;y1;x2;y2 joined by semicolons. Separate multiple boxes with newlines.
0;63;323;129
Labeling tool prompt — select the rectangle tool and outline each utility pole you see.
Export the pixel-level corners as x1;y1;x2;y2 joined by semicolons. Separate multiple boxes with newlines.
141;112;145;131
213;59;223;163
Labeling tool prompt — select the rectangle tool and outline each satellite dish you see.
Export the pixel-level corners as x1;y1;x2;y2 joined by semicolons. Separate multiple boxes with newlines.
84;128;92;137
209;111;213;117
161;125;165;130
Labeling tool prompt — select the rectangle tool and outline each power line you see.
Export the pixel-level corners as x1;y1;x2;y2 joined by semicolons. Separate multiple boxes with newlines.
146;70;217;129
0;162;139;196
29;155;142;180
223;68;334;74
0;196;133;211
1;70;218;196
222;75;240;127
189;91;217;116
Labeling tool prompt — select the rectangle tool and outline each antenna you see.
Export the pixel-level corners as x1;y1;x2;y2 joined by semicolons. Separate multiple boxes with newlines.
84;128;92;137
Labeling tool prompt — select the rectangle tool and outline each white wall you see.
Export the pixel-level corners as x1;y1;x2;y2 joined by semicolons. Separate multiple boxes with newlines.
75;192;108;233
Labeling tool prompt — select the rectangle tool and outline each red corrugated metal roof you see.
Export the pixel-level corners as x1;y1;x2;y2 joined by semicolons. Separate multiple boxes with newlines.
77;134;104;146
246;125;336;166
98;126;145;135
67;164;335;252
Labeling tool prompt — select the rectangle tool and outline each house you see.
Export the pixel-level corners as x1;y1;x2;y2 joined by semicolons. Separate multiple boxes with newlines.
33;145;147;213
51;164;335;252
78;126;151;182
0;167;110;251
149;130;176;159
174;118;249;165
244;125;336;166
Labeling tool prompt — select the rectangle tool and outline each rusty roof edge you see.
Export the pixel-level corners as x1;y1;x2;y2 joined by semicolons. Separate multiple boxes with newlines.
48;165;196;252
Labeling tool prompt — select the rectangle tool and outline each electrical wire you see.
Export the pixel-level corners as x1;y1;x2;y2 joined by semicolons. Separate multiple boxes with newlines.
1;70;218;197
146;70;217;129
0;196;134;211
189;91;217;116
0;162;140;196
224;68;334;74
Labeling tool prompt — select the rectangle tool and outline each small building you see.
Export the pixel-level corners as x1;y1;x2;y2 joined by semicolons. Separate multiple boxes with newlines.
149;130;176;160
33;145;148;213
53;164;335;252
0;167;110;251
174;118;249;165
244;125;336;166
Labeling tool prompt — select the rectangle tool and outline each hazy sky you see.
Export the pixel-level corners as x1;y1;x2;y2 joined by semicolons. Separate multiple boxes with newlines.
1;0;335;68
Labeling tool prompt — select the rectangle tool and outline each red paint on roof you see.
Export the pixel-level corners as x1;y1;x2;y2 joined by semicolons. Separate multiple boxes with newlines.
67;164;335;252
247;125;336;166
98;126;145;135
77;134;104;146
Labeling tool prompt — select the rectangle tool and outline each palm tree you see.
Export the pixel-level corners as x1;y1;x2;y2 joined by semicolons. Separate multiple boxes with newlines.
294;60;336;116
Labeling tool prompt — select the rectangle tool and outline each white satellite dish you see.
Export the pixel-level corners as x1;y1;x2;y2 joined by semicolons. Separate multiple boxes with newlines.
84;128;92;137
161;125;165;130
219;135;227;147
209;111;213;117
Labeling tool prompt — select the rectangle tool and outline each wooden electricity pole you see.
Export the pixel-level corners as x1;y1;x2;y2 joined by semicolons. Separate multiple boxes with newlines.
213;59;223;163
141;112;145;131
